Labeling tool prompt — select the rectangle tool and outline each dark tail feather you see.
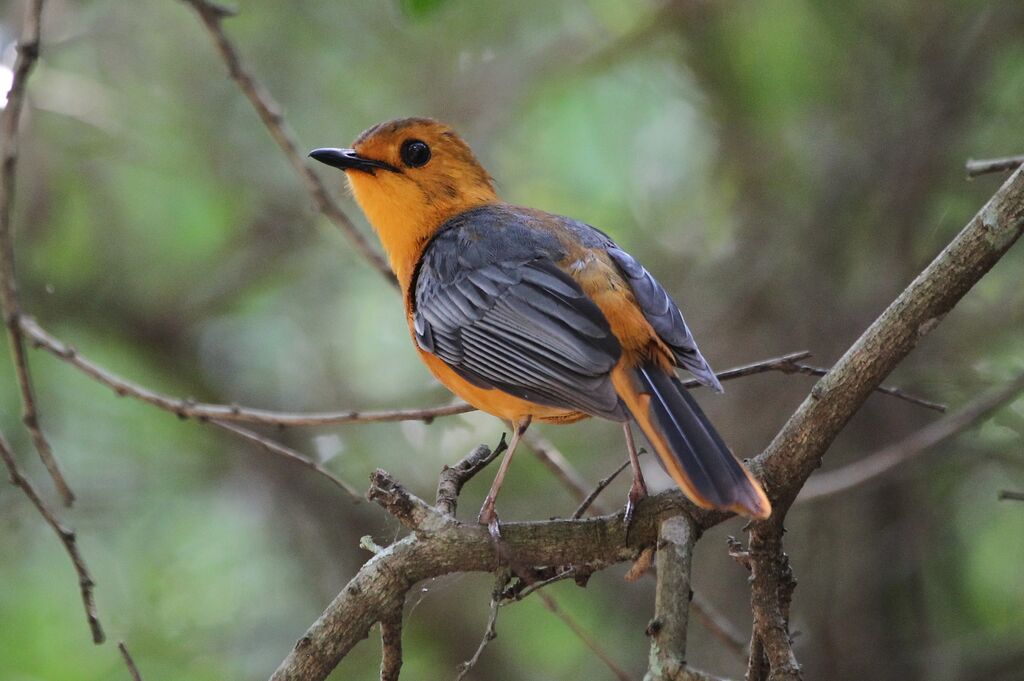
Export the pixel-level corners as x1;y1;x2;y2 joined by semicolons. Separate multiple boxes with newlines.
622;364;770;518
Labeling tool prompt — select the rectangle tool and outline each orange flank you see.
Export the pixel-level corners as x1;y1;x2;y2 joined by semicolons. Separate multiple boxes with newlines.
310;117;771;521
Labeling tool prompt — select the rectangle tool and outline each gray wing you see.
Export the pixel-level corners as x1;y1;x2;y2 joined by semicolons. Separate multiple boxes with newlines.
412;208;628;420
606;246;723;392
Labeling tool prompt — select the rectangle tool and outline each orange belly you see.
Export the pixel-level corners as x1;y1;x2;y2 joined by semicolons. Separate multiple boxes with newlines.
415;347;589;424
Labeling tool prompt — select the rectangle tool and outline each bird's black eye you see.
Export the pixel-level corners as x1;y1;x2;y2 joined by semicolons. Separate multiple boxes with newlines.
400;139;431;168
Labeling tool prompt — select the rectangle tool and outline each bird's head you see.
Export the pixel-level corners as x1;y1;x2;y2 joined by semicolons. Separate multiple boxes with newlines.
310;118;497;282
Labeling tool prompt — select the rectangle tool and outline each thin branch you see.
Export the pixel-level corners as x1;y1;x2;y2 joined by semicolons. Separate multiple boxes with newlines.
966;154;1024;178
998;490;1024;502
454;570;509;681
798;370;1024;502
533;590;634;681
573;456;632;519
22;315;471;426
118;641;144;681
379;610;403;681
0;430;104;643
177;0;396;286
781;363;946;413
0;0;74;505
209;420;361;498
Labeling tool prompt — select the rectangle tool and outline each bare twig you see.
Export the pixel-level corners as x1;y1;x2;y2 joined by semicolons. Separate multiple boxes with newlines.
780;363;946;413
0;0;74;506
177;0;396;286
0;431;104;642
997;490;1024;502
209;420;361;498
22;313;471;425
966;154;1024;178
379;611;403;681
533;590;634;681
118;641;144;681
436;440;506;517
798;370;1024;502
572;457;633;519
454;570;509;681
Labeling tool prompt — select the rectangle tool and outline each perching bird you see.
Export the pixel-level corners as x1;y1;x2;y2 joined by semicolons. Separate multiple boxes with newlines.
310;118;770;530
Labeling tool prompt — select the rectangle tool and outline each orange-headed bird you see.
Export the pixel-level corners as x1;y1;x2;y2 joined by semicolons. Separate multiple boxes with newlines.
310;118;770;528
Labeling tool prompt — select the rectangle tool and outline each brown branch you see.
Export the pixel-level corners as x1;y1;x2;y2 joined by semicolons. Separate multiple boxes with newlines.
435;440;506;517
0;430;104;642
379;611;403;681
209;420;361;498
966;154;1024;178
454;570;508;681
742;526;800;681
798;370;1024;502
644;514;694;680
118;641;144;681
21;316;472;426
781;363;946;413
177;0;396;287
0;0;74;506
573;456;633;519
997;490;1024;502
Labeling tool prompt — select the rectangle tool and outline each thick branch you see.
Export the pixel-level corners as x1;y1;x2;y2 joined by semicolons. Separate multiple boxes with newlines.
798;370;1024;502
177;0;396;286
0;0;74;505
378;611;403;681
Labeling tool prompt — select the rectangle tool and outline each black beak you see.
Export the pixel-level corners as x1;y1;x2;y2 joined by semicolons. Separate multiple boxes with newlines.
308;147;398;175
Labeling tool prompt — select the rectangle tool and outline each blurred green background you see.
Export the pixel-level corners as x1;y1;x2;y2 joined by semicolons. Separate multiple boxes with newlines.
2;0;1023;679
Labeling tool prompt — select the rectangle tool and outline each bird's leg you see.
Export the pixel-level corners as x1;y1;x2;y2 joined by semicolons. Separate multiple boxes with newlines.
478;416;531;541
623;421;647;527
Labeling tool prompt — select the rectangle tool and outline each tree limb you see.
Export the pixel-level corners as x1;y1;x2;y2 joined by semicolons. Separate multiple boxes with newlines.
176;0;397;287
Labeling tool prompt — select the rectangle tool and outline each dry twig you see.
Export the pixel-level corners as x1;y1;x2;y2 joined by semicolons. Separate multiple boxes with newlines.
0;431;104;642
0;0;74;505
177;0;396;286
209;420;361;498
118;641;144;681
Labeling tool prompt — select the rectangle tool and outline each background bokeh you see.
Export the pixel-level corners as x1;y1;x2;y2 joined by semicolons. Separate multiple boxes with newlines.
2;0;1023;679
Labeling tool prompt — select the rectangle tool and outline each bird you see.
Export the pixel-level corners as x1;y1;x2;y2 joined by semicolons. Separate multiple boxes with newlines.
309;117;770;531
